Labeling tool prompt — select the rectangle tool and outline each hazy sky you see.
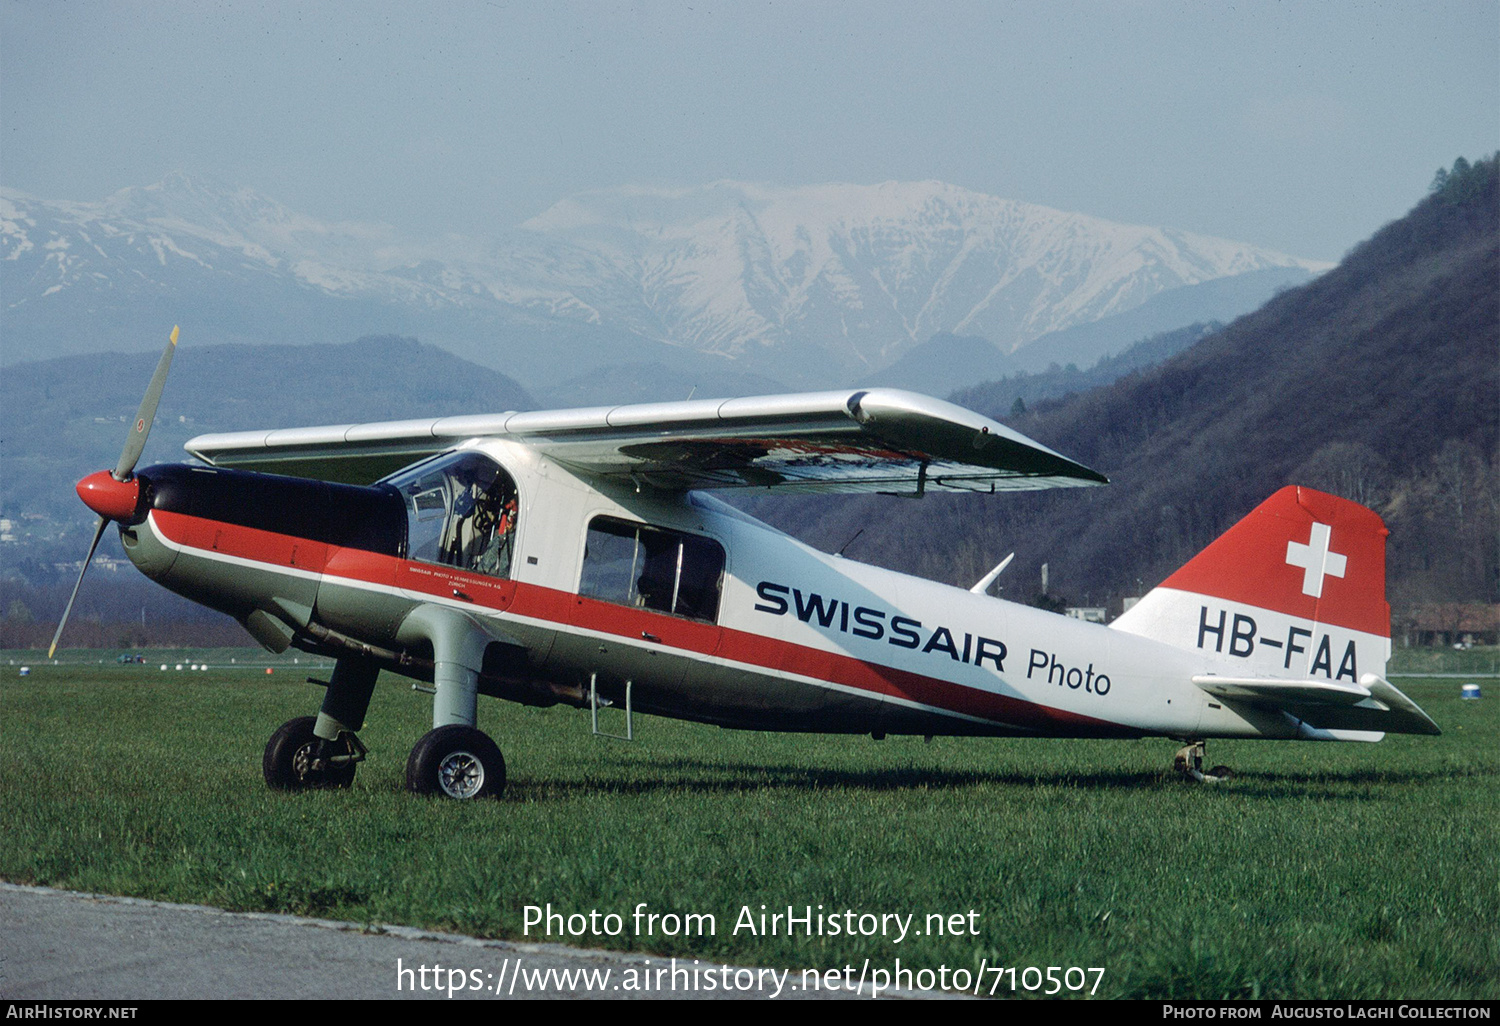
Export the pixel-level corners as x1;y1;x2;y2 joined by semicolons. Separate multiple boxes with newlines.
3;0;1496;262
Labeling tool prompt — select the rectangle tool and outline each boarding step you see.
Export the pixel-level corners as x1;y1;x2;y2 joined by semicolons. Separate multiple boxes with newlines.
589;672;634;741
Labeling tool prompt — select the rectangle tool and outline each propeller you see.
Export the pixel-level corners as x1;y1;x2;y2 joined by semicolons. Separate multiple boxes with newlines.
48;326;179;658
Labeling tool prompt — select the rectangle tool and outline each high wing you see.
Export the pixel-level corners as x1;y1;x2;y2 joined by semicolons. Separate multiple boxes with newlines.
184;389;1107;493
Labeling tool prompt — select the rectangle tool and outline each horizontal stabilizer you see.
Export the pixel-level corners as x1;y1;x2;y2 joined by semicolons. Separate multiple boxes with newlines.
1194;673;1440;736
1284;721;1385;743
1192;675;1372;706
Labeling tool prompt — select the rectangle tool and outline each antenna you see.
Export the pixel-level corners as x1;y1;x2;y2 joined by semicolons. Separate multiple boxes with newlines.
970;553;1014;595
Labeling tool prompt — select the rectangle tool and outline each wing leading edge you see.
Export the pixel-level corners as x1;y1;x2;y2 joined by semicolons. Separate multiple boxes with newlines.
185;389;1107;493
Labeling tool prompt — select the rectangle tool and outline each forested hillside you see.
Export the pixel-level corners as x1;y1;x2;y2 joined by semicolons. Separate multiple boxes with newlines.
949;322;1220;421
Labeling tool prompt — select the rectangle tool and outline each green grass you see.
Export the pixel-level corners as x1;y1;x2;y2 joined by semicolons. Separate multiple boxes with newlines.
2;649;1496;999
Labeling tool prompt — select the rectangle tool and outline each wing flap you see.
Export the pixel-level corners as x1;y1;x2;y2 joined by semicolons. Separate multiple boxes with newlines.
186;388;1107;492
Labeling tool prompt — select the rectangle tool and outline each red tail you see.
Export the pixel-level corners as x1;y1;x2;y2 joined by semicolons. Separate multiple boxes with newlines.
1152;486;1389;638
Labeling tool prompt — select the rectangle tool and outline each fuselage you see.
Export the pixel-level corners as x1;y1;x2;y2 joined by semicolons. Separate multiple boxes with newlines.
118;439;1307;741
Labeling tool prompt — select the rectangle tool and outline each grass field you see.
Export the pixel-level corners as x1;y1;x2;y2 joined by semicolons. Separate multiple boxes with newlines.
2;648;1496;999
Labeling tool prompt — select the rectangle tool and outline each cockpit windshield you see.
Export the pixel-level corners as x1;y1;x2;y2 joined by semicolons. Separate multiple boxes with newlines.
382;452;518;578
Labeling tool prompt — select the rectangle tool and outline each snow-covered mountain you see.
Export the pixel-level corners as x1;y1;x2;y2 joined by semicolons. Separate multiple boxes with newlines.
1;174;1327;386
501;181;1325;368
1;172;492;316
0;174;614;381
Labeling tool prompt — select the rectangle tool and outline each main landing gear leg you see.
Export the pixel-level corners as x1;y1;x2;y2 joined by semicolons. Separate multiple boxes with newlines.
397;604;506;799
1173;741;1234;783
315;656;379;742
263;657;376;791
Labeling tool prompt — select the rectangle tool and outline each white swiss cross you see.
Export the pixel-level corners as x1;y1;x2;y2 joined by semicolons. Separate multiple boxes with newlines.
1285;522;1347;598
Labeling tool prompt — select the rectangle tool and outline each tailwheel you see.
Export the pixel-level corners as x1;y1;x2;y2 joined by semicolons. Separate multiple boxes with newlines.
406;724;505;800
1173;741;1232;783
263;716;363;791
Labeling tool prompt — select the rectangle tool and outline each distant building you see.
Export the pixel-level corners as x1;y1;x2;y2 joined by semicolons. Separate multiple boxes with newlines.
1399;604;1500;647
53;556;128;574
1065;607;1107;624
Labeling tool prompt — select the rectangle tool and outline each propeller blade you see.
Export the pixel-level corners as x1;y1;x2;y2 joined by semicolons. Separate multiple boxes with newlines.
114;325;179;481
48;516;110;659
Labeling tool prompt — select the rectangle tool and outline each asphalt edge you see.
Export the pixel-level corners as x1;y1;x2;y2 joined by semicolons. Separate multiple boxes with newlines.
0;882;945;999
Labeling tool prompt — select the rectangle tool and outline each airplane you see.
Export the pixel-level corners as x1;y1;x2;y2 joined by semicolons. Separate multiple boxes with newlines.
52;328;1440;799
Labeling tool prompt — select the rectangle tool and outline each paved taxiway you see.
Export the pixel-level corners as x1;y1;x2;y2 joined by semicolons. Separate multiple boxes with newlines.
1;884;925;1000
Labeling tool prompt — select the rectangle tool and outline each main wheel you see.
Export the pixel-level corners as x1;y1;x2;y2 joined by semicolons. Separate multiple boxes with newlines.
406;725;505;799
263;716;358;791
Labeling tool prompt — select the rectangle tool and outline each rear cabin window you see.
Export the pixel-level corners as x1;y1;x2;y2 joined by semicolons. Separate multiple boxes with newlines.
580;516;725;623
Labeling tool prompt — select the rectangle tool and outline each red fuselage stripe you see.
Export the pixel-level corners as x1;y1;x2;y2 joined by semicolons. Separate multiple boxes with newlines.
150;510;1128;734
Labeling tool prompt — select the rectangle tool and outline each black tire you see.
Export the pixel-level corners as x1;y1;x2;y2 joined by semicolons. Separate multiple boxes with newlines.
263;716;357;791
406;725;505;799
1207;765;1235;781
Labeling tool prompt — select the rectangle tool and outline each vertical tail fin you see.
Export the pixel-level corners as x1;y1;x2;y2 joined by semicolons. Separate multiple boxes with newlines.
1112;486;1390;683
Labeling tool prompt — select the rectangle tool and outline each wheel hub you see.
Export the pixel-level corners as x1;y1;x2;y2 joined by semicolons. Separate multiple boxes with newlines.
291;741;321;781
438;751;485;799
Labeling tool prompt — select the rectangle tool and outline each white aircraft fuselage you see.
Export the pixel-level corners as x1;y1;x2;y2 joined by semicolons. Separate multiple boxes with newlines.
123;438;1377;744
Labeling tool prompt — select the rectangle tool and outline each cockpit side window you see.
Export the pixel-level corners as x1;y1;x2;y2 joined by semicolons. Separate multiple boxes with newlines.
580;515;725;623
382;452;519;578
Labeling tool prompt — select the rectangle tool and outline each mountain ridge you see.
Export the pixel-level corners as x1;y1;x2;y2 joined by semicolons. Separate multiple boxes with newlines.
3;176;1326;387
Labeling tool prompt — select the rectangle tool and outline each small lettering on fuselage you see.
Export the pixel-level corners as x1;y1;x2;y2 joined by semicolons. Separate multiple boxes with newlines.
1196;606;1359;681
1025;649;1111;695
